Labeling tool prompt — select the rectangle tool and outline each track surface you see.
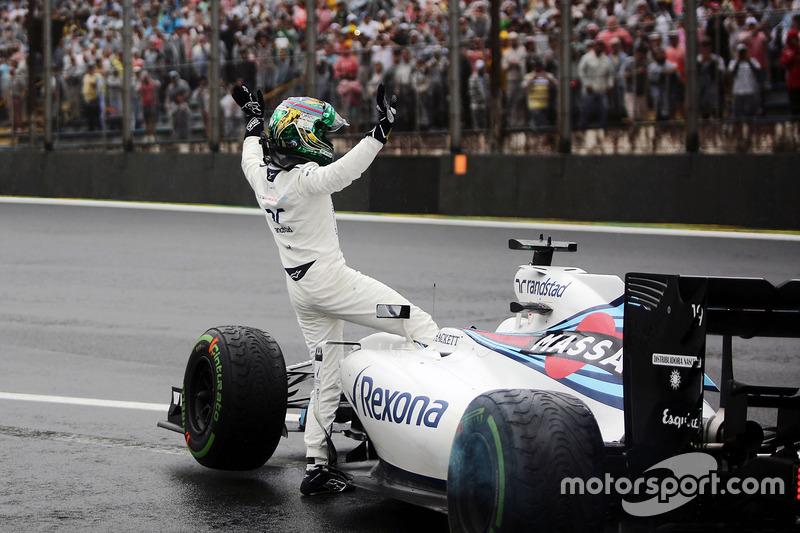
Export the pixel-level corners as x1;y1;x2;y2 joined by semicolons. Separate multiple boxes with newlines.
1;201;798;532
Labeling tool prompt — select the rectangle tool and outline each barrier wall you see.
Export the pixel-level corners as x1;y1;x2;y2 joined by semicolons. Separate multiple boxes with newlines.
1;150;797;230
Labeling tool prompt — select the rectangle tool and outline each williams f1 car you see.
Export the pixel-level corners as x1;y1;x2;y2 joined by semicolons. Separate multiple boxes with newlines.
159;236;800;532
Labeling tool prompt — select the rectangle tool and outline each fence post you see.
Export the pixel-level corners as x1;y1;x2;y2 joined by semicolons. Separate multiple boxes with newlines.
685;0;700;153
557;0;572;154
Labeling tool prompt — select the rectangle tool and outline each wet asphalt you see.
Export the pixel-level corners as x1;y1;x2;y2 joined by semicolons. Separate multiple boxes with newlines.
1;201;798;532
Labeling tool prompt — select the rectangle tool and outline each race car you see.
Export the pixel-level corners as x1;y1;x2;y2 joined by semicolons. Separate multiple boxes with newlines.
159;236;800;532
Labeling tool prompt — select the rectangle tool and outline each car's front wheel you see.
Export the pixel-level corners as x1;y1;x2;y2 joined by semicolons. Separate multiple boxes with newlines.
447;389;606;532
182;325;287;470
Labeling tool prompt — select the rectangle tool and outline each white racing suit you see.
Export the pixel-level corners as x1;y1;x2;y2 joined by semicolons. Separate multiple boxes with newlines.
241;135;439;465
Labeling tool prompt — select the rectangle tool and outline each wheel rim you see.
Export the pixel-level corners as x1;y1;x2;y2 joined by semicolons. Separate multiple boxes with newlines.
455;433;495;532
188;357;215;434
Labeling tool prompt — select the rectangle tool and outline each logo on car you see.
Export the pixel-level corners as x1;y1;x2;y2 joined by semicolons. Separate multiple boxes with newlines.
352;370;449;428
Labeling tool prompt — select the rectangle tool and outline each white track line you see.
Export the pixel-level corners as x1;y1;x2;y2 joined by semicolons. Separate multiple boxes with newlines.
2;196;798;241
0;391;303;424
0;392;168;411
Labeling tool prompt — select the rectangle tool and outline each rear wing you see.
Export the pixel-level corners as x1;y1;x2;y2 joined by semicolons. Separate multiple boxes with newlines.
509;235;576;266
622;273;800;473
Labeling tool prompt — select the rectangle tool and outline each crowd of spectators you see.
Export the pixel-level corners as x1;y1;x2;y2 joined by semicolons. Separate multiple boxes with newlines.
1;0;799;140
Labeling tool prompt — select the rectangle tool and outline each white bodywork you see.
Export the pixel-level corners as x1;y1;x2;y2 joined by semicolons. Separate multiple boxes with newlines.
339;263;715;483
340;264;627;482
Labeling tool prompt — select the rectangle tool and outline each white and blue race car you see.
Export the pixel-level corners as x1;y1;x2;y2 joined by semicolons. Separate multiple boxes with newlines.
160;236;800;532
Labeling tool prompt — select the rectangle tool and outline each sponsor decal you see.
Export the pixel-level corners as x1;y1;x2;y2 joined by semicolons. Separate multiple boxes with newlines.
524;330;623;378
261;206;293;233
208;337;223;422
265;208;285;223
515;277;572;298
285;261;315;282
669;369;682;390
461;328;626;409
652;353;699;369
662;407;701;430
433;331;461;347
537;312;622;379
353;372;449;428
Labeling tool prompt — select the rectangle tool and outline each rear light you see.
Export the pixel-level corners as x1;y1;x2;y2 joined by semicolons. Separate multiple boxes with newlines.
795;464;800;501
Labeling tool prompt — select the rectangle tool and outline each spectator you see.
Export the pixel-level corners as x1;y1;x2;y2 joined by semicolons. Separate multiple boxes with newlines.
192;34;212;87
190;75;210;137
728;43;762;118
274;14;299;54
503;32;528;127
105;66;123;130
427;46;449;130
314;57;337;105
666;31;686;82
413;56;434;130
469;59;490;129
653;0;674;42
648;47;679;120
470;2;492;41
137;70;161;143
163;23;188;81
171;90;192;140
697;38;727;118
333;44;359;81
608;37;629;121
597;0;626;29
626;0;653;33
623;44;650;121
665;31;686;116
385;48;415;131
779;28;800;116
165;70;190;115
62;49;85;121
705;1;731;65
336;71;363;129
577;40;614;128
9;59;27;133
81;63;103;131
522;56;557;128
274;47;296;89
596;16;633;54
739;16;770;75
367;60;387;122
228;47;257;89
220;82;240;139
358;12;382;40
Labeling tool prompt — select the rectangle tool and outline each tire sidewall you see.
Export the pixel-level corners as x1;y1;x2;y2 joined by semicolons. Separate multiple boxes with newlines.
183;329;229;462
447;389;606;533
447;395;505;533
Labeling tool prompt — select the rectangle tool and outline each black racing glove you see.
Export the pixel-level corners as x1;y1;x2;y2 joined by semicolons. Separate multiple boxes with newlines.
232;85;265;139
365;83;397;144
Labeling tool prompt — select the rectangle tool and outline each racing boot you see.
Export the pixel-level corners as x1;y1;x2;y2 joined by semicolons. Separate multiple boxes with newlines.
300;464;354;496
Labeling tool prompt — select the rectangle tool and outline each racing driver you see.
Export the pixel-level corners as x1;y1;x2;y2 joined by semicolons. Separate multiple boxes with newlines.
233;83;439;496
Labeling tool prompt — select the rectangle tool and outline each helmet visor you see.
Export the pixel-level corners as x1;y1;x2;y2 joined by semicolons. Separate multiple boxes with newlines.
324;105;349;132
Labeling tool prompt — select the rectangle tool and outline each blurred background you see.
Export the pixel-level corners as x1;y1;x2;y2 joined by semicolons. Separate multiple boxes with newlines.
2;0;799;154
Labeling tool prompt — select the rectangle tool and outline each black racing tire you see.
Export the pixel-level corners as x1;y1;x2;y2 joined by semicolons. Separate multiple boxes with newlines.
182;325;288;471
447;389;606;533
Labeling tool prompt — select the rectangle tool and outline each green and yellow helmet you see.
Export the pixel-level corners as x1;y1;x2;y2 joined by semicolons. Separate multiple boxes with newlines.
267;97;349;166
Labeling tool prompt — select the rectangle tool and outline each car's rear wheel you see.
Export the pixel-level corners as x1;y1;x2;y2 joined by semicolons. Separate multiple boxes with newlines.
182;325;287;470
447;389;606;532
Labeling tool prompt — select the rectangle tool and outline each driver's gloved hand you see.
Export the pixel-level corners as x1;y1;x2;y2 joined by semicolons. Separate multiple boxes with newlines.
365;83;397;144
232;85;265;139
